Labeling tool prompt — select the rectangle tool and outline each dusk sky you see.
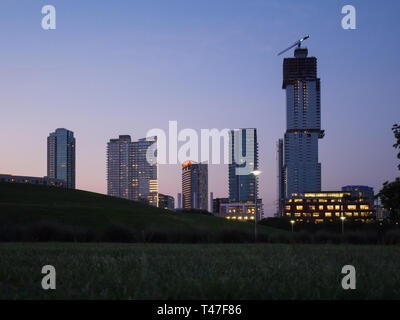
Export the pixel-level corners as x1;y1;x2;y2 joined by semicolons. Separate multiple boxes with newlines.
1;0;399;215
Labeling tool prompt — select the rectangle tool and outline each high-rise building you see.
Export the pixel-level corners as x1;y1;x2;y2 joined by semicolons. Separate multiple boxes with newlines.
177;193;182;209
281;46;324;198
228;128;258;202
181;161;208;211
107;135;158;206
47;128;76;189
276;139;285;216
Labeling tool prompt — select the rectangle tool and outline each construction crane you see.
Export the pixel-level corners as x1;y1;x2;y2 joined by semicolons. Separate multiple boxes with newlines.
277;35;310;56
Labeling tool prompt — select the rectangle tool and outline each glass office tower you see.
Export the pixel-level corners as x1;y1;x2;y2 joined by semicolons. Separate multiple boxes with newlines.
228;128;258;202
181;161;208;211
47;128;76;189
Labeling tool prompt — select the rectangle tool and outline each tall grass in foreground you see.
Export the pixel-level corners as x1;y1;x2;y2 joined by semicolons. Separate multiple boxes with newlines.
1;243;400;299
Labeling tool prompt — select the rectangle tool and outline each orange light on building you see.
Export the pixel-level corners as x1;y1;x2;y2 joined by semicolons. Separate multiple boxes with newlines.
182;160;193;168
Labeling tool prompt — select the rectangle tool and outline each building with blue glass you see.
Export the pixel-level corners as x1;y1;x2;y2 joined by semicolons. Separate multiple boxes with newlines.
181;161;208;211
47;128;76;189
228;128;258;202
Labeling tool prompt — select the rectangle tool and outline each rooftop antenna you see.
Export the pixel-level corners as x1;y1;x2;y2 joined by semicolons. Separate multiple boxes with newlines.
277;35;310;56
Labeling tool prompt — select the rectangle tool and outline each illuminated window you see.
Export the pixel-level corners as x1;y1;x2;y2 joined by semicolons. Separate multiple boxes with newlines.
348;205;356;210
285;205;291;210
345;212;352;217
294;199;303;203
295;212;301;217
327;205;334;210
319;205;324;210
325;212;332;217
313;213;320;217
296;205;303;210
335;212;340;217
335;205;340;210
360;205;369;210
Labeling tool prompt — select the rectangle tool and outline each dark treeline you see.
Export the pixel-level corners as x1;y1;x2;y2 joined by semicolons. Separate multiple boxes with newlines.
1;219;400;245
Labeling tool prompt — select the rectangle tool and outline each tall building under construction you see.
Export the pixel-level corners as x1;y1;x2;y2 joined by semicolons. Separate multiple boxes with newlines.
277;40;324;215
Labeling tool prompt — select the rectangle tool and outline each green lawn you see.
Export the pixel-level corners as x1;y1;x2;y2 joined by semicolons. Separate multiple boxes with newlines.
1;243;400;299
0;182;277;238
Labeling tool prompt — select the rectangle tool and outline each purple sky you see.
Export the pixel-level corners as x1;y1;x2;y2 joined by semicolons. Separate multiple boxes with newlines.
0;0;399;215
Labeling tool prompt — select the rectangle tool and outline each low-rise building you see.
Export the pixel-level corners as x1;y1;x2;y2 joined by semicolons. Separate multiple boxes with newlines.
0;174;65;187
158;193;175;210
341;185;374;203
215;200;264;221
212;197;229;215
283;191;375;223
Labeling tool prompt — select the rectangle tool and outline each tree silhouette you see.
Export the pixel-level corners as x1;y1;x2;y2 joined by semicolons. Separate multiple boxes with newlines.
393;124;400;170
377;124;400;221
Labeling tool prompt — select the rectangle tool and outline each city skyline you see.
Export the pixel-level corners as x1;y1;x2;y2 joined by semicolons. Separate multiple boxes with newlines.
0;1;399;215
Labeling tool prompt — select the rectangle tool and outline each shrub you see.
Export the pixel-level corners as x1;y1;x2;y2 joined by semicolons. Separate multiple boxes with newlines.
101;224;136;243
219;228;251;243
268;232;294;244
25;221;76;242
294;230;313;244
342;231;378;245
384;230;400;245
314;231;341;244
0;223;26;242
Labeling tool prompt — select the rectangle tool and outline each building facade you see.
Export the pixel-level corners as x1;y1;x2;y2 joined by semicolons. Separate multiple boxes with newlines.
107;135;158;206
280;47;324;198
177;193;182;209
229;128;258;202
212;197;229;214
341;185;374;203
0;174;65;187
158;193;175;210
216;201;264;221
47;128;76;189
182;161;208;211
283;191;375;223
276;138;285;216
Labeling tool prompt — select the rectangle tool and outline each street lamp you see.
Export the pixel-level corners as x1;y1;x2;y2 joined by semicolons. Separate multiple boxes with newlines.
251;170;262;242
290;220;295;232
340;216;346;234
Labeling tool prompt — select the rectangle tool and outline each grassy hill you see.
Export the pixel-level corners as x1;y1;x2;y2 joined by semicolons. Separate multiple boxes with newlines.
0;182;278;242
